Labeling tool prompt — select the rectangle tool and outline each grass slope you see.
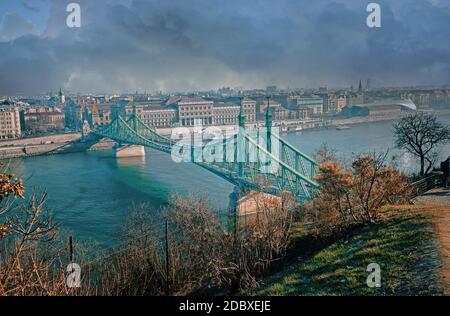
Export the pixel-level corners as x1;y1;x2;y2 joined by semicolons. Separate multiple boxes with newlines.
252;208;443;296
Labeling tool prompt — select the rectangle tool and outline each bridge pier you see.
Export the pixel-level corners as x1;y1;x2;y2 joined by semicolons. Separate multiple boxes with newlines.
113;144;145;158
229;187;282;228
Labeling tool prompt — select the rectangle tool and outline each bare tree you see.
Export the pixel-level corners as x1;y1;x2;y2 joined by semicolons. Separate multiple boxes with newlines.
393;112;450;176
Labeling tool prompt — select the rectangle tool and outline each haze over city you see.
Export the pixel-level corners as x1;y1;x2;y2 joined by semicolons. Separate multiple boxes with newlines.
2;0;450;301
1;0;450;95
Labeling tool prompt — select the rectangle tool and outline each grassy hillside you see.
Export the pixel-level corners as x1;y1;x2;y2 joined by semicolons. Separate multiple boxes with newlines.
250;207;443;296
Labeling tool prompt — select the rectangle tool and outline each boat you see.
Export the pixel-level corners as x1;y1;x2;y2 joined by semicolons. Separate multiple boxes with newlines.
287;126;303;132
336;125;351;130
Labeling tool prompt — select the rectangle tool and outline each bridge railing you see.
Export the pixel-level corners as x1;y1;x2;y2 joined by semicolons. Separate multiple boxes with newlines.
271;132;318;179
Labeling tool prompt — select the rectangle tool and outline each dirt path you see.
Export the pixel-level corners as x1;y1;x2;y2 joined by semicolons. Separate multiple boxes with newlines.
411;188;450;294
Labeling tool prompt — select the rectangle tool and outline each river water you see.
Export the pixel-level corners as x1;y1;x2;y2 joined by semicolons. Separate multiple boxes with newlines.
10;114;450;248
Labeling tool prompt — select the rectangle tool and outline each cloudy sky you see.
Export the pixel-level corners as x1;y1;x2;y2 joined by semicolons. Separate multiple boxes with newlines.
1;0;450;95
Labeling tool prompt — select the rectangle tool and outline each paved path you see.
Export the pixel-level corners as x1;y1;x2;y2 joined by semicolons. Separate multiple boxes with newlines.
413;188;450;207
413;188;450;294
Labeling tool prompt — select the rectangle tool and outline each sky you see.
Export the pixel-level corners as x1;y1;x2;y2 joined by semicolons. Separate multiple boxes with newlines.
1;0;450;95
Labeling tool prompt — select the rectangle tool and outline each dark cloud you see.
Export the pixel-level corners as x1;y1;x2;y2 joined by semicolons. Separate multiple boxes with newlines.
22;1;41;12
0;13;37;42
1;0;450;95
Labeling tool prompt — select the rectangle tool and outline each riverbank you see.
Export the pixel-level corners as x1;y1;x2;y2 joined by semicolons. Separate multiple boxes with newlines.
329;108;450;129
0;133;81;159
0;133;115;159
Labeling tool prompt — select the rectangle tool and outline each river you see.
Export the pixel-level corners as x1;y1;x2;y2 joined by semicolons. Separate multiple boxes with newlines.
9;114;450;249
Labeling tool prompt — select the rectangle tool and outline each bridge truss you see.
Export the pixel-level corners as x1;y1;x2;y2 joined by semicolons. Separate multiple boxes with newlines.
92;105;319;201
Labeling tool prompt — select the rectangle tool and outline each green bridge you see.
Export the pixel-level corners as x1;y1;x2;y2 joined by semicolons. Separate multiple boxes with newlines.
91;102;319;201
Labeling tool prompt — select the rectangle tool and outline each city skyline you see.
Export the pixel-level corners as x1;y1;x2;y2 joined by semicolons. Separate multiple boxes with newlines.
1;0;450;95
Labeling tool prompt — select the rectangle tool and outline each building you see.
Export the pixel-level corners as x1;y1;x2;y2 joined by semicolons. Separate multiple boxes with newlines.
339;99;416;118
175;97;214;126
367;105;402;116
336;94;347;112
356;80;365;104
212;103;240;125
140;106;177;128
272;106;297;121
297;107;312;119
0;101;21;139
241;97;257;123
24;107;65;133
401;92;430;109
124;102;145;118
430;90;450;108
92;104;112;126
346;80;365;106
294;96;323;116
412;93;430;108
258;99;281;114
321;92;336;113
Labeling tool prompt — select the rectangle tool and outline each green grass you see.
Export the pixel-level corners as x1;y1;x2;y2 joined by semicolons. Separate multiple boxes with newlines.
250;208;443;296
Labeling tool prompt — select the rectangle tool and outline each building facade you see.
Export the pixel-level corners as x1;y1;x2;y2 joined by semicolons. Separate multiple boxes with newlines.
295;96;323;116
0;103;21;139
241;98;257;122
336;94;347;112
321;92;336;113
212;103;240;125
258;99;281;114
24;107;65;133
177;98;214;126
92;104;112;126
140;106;177;128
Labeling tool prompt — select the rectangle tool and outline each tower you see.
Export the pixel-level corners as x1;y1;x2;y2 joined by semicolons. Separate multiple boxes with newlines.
356;80;365;105
366;78;371;92
59;88;65;105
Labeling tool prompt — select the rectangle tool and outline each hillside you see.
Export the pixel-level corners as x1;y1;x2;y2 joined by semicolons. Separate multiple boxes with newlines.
250;206;449;296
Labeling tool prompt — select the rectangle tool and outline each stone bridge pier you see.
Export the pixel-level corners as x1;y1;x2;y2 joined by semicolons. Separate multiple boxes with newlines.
113;144;146;158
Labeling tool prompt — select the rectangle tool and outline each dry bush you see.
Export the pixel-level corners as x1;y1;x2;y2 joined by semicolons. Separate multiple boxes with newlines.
232;191;294;288
305;150;408;231
96;192;294;295
163;195;235;294
0;164;68;295
90;204;168;295
0;163;96;296
96;196;234;295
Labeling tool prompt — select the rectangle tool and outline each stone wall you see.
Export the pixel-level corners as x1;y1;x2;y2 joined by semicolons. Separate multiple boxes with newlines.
0;133;81;147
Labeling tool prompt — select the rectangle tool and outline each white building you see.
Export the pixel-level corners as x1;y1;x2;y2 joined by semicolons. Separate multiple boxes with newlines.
294;96;324;115
0;101;21;140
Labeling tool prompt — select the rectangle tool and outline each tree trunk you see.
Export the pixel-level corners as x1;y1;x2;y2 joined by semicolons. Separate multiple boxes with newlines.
420;156;425;177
